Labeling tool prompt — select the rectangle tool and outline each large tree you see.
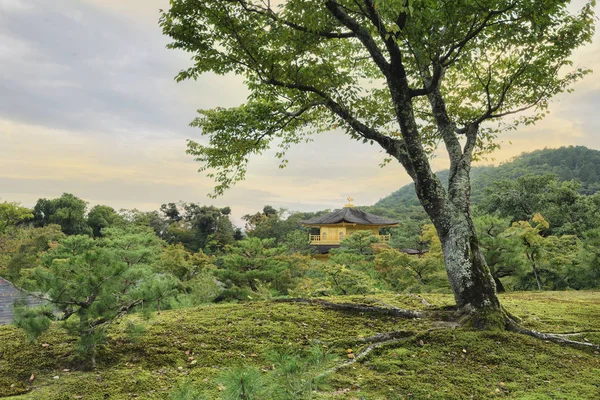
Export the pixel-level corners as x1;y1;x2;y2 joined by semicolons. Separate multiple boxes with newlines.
161;0;594;327
33;193;91;236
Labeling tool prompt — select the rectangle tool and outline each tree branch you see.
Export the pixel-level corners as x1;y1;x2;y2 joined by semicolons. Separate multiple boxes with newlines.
264;77;416;179
324;0;390;75
235;0;356;39
362;0;404;69
440;3;517;67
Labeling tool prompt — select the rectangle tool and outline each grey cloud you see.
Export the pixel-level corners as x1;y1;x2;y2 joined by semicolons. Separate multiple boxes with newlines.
0;0;198;136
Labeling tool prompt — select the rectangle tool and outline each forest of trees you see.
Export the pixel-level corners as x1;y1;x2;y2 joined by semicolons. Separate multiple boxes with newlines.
1;147;599;367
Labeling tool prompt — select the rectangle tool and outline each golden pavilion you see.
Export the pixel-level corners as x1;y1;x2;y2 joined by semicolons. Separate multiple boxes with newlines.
299;198;398;256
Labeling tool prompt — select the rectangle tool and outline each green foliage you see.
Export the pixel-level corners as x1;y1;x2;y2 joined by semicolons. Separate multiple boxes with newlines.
474;215;526;292
152;203;238;253
376;146;600;219
210;345;332;400
215;238;310;300
333;230;381;256
322;263;377;296
87;205;124;237
156;243;215;282
218;366;265;400
33;193;92;235
375;225;447;292
16;228;172;369
170;380;207;400
0;201;32;234
282;230;316;255
139;273;180;313
265;346;332;400
578;228;600;288
242;206;318;247
0;224;65;282
123;320;147;344
183;204;236;253
181;269;224;305
482;174;600;235
12;303;54;343
161;0;594;195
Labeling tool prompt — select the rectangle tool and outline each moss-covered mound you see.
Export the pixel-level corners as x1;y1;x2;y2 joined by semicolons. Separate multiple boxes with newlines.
1;292;599;399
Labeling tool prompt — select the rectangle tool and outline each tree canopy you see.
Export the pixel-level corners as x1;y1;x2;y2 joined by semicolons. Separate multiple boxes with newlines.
161;0;594;195
33;193;91;236
161;0;595;326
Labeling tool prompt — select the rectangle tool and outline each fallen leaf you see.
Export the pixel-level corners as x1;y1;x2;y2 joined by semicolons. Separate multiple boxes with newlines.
347;353;355;359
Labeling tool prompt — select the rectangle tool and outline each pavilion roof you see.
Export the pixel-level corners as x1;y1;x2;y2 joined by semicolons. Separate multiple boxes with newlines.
300;207;398;226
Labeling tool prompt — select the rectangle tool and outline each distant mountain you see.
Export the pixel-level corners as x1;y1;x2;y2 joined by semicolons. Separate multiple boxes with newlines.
369;146;600;217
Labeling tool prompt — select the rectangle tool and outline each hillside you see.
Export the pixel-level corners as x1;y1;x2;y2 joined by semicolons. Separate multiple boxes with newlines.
1;292;599;399
373;146;600;214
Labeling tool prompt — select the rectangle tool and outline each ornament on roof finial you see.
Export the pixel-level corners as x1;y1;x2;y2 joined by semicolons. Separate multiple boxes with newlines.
344;197;355;208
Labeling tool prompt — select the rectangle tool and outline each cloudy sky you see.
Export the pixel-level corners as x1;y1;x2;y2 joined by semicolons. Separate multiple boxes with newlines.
1;0;599;225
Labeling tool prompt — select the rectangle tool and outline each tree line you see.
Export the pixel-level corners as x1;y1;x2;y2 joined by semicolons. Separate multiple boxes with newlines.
1;173;599;368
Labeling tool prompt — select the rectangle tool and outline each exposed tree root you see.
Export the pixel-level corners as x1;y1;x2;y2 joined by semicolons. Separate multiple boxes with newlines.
407;293;432;307
309;314;599;384
315;334;414;379
506;318;600;351
281;297;599;353
550;331;600;337
277;298;425;319
365;298;402;310
317;326;458;378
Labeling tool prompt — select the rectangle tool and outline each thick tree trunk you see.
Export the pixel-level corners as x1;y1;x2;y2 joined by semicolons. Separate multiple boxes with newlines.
424;159;505;329
380;52;504;329
432;207;504;328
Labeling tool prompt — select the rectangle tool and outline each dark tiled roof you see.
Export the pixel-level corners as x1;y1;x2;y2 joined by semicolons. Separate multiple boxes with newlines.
300;207;398;226
0;278;48;325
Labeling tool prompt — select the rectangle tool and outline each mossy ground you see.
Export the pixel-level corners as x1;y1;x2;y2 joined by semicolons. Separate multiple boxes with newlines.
1;292;599;399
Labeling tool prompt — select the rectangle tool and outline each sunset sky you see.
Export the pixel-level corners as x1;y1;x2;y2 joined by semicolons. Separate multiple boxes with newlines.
1;0;599;225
